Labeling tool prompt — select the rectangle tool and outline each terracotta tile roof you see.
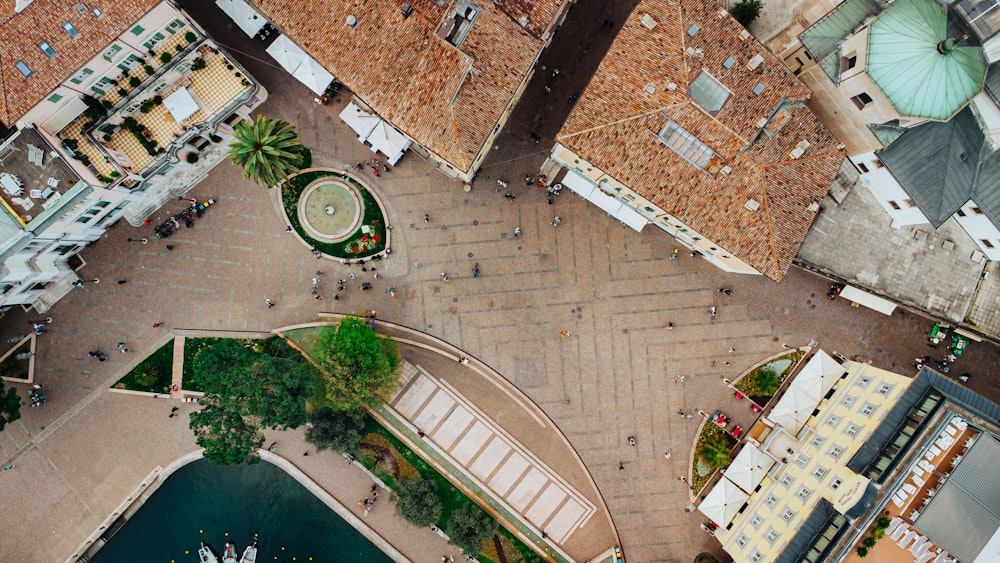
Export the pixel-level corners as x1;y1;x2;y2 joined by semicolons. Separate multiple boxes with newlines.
555;0;844;281
253;0;543;173
0;0;161;126
493;0;564;36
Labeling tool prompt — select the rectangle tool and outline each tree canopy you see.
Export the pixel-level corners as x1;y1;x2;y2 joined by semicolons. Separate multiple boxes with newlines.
313;318;401;412
228;115;305;188
0;381;20;432
189;338;314;464
732;0;763;27
393;477;442;527
446;504;497;554
305;409;365;453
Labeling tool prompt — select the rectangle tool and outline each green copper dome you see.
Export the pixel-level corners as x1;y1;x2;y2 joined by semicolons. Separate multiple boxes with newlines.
867;0;986;120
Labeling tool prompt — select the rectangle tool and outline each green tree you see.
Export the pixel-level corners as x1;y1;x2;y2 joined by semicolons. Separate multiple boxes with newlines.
732;0;763;27
0;381;20;431
700;436;732;470
313;318;401;412
446;504;496;555
228;116;305;188
752;368;780;396
305;409;364;452
393;478;442;527
133;361;159;388
189;338;314;464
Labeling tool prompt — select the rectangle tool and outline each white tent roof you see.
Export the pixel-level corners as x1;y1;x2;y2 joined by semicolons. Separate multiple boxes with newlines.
367;120;412;165
291;57;334;96
163;88;200;123
215;0;267;38
793;350;845;403
840;285;897;315
560;170;648;232
769;386;817;435
725;444;776;494
265;34;308;71
339;101;380;142
698;476;749;526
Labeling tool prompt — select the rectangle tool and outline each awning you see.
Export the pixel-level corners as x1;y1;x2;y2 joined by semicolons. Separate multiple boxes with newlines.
215;0;267;38
561;170;648;232
698;477;749;526
791;350;845;403
266;35;334;96
725;444;776;494
366;120;411;165
163;88;200;123
339;101;380;142
840;285;897;315
40;96;88;136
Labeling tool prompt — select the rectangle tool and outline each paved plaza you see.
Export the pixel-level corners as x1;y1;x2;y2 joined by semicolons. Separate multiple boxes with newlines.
2;1;1000;562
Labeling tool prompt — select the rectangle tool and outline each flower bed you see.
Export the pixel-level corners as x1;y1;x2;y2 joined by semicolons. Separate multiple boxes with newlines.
0;339;31;380
692;422;736;494
113;340;174;393
281;170;387;258
734;351;804;405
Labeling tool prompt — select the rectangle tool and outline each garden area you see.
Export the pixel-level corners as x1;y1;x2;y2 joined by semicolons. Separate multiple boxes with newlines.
112;339;174;393
733;350;805;405
281;169;387;258
692;422;737;494
0;337;32;380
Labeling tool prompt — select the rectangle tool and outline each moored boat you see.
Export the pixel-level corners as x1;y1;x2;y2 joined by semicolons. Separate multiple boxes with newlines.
198;542;219;563
239;539;258;563
223;541;238;563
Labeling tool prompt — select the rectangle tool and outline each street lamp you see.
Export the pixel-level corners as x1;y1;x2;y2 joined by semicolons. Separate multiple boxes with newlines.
127;237;148;244
72;278;99;288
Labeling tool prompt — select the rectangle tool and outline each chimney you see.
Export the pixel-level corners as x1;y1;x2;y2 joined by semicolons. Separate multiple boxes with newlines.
402;3;412;18
346;15;358;30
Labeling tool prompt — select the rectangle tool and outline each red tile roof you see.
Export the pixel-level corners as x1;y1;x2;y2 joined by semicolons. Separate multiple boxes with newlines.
253;0;544;173
556;0;844;281
0;0;161;126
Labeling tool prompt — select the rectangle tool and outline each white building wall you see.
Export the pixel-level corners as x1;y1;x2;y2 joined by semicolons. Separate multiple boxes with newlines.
955;204;1000;261
853;152;928;227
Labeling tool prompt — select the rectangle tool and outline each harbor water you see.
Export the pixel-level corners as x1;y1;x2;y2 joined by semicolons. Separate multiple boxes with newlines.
90;459;393;563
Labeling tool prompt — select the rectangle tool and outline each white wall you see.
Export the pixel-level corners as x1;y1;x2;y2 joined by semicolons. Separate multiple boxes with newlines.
853;152;928;227
954;203;1000;261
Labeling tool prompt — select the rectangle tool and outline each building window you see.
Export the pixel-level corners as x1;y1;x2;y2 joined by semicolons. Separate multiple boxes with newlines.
657;118;720;171
827;415;841;429
95;200;111;208
689;70;732;113
38;41;57;58
47;93;64;103
845;424;862;438
750;513;763;528
142;32;166;50
749;550;763;563
856;376;872;388
765;495;779;507
765;528;780;545
737;534;749;547
842;395;857;408
130;24;145;36
972;206;985;215
982;240;995;249
877;383;894;395
851;92;874;109
102;43;122;62
75;216;93;224
904;198;915;207
861;402;877;416
857;162;869;173
91;6;103;18
812;466;827;479
63;21;80;38
830;478;843;491
829;445;844;459
15;60;33;78
957;209;967;217
841;53;858;71
888;200;901;210
780;474;794;487
796;486;812;501
810;435;825;449
165;18;186;34
794;453;810;467
780;507;797;522
69;67;93;84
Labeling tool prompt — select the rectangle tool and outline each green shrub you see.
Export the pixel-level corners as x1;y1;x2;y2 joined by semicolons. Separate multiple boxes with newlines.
191;58;206;71
159;51;172;64
186;153;199;164
140;99;155;113
101;100;112;109
210;134;223;143
394;478;442;527
144;64;155;75
117;88;128;97
184;30;197;43
128;76;141;88
856;546;869;558
306;410;365;452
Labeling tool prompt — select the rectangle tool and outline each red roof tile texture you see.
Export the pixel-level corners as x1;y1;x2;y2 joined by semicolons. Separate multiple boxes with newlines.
556;0;844;281
0;0;160;126
254;0;544;173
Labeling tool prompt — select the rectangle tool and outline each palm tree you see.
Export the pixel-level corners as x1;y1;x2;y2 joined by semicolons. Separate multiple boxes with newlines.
228;116;305;188
752;368;780;396
700;436;732;470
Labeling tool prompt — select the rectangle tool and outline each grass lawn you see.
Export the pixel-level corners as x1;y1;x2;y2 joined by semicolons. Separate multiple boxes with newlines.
113;340;174;392
281;170;387;258
0;339;31;380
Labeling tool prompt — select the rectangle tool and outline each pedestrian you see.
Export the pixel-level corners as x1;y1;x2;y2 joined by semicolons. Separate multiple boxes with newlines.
268;441;276;452
153;322;163;328
628;436;636;446
544;85;551;95
667;322;675;329
171;406;179;412
3;464;13;471
560;330;573;337
423;214;429;223
724;361;731;366
303;452;310;457
116;279;127;285
286;225;292;232
552;216;560;227
729;346;736;353
349;273;358;279
88;351;99;358
551;68;560;78
334;293;341;301
513;227;521;239
619;462;625;471
265;298;274;308
679;375;686;383
679;476;687;482
441;272;450;282
166;245;174;251
664;451;672;460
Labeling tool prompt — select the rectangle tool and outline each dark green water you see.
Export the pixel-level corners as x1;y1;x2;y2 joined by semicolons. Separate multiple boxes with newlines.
91;459;393;563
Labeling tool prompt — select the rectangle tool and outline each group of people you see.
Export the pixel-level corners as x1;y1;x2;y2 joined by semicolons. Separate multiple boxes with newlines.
356;482;380;516
28;384;46;408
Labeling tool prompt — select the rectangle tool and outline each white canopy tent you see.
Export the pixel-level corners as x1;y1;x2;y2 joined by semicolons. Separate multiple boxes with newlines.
769;385;819;435
560;170;648;232
163;88;200;123
215;0;268;38
266;35;333;96
840;285;897;315
698;476;749;526
339;101;380;142
366;120;411;165
793;350;846;403
725;444;776;494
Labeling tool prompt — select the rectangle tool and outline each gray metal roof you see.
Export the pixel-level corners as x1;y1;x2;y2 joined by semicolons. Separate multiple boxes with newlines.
913;434;1000;562
951;0;1000;41
985;62;1000;107
877;108;1000;228
868;122;906;147
798;0;882;84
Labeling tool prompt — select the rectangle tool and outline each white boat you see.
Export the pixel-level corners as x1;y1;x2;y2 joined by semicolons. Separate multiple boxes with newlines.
198;542;219;563
223;541;238;563
239;539;258;563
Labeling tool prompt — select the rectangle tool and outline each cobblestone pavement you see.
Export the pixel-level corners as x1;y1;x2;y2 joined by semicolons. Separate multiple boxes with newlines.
2;3;1000;563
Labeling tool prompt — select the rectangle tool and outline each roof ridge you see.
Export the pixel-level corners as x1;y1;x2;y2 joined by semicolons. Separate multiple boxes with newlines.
556;103;689;141
756;149;846;170
753;164;783;282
